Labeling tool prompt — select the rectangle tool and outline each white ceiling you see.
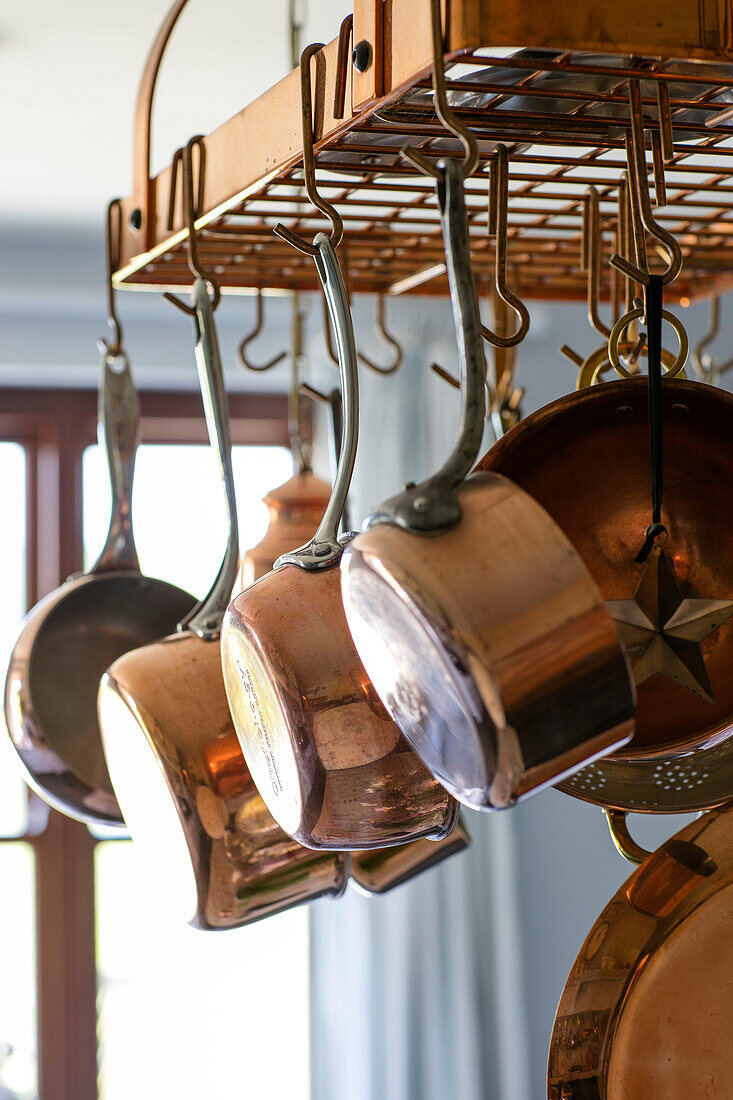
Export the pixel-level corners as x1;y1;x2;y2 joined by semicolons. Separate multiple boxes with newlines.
2;0;350;227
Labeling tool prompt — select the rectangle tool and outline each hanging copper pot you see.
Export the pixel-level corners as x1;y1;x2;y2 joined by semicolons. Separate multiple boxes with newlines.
341;158;634;814
548;804;733;1099
221;234;458;851
99;276;347;928
478;377;733;815
240;471;332;587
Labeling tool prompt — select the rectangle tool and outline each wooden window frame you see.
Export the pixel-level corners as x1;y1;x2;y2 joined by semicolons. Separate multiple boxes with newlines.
0;386;290;1100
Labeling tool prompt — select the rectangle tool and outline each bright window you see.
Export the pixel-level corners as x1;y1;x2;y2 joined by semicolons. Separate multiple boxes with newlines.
0;442;36;1100
83;442;311;1100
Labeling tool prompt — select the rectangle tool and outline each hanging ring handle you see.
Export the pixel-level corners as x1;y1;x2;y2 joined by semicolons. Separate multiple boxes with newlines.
608;302;688;379
401;0;479;180
163;137;221;316
604;810;653;866
480;146;530;349
237;291;288;372
274;44;345;258
610;82;683;288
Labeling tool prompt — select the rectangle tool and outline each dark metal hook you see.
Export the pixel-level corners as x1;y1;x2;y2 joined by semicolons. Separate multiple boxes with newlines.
237;291;288;372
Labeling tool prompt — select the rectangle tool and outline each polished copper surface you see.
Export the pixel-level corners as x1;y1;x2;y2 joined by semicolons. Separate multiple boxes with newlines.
99;632;347;930
221;561;458;850
548;804;733;1099
240;471;332;587
341;474;635;812
351;816;471;895
478;377;733;812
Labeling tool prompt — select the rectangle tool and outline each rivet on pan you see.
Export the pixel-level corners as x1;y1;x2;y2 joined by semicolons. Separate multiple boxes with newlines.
616;405;633;415
352;39;373;73
412;496;430;513
673;403;689;414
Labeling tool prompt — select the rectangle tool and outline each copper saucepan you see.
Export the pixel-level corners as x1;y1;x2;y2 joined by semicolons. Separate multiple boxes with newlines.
99;278;347;927
5;350;194;825
548;804;733;1099
340;157;635;813
478;378;733;817
221;234;458;851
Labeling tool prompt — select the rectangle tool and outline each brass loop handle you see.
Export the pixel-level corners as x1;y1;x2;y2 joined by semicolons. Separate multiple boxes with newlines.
481;146;530;349
274;44;344;258
608;305;688;379
604;809;653;866
401;0;479;180
577;338;679;390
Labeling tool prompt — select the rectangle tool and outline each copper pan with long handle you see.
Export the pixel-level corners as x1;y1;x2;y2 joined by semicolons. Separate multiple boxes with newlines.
4;349;194;826
98;278;347;928
221;234;458;851
340;157;635;813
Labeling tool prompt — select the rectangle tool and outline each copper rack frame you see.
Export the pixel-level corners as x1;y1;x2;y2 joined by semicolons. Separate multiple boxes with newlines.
114;0;733;303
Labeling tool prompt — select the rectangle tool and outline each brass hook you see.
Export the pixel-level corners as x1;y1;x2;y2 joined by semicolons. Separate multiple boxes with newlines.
400;0;479;180
99;199;125;357
693;295;720;377
163;136;220;316
610;82;683;288
480;146;530;349
237;291;288;372
693;296;733;381
273;43;344;257
583;187;611;341
357;296;404;375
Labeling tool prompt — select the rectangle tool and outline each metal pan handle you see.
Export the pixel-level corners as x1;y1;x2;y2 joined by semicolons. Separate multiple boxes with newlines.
365;157;487;534
92;351;141;574
180;278;240;640
276;233;358;570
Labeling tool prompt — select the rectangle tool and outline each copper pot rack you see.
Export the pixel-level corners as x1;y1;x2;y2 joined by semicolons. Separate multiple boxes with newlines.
113;0;733;304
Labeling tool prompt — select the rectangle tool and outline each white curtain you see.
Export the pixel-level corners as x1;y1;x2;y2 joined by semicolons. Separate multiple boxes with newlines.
308;294;702;1099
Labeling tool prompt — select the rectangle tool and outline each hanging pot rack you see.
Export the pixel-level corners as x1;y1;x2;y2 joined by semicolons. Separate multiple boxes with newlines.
113;0;733;304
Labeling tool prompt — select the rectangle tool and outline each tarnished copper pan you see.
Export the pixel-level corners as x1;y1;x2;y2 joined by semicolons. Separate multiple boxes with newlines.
222;234;459;851
99;634;347;929
548;804;733;1099
478;377;733;813
240;471;331;587
341;159;634;813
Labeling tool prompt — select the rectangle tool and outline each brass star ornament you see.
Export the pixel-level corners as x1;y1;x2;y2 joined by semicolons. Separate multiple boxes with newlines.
607;546;733;703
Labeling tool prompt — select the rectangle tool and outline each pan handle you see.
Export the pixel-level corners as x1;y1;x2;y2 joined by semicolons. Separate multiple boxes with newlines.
604;809;653;865
92;351;141;574
179;277;240;640
276;233;359;571
364;158;487;535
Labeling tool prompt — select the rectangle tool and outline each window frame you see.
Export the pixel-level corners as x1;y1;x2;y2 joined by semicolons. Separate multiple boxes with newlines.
0;386;291;1100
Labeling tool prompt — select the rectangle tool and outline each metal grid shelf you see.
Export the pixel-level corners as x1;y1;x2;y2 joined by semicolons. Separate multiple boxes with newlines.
114;1;733;303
